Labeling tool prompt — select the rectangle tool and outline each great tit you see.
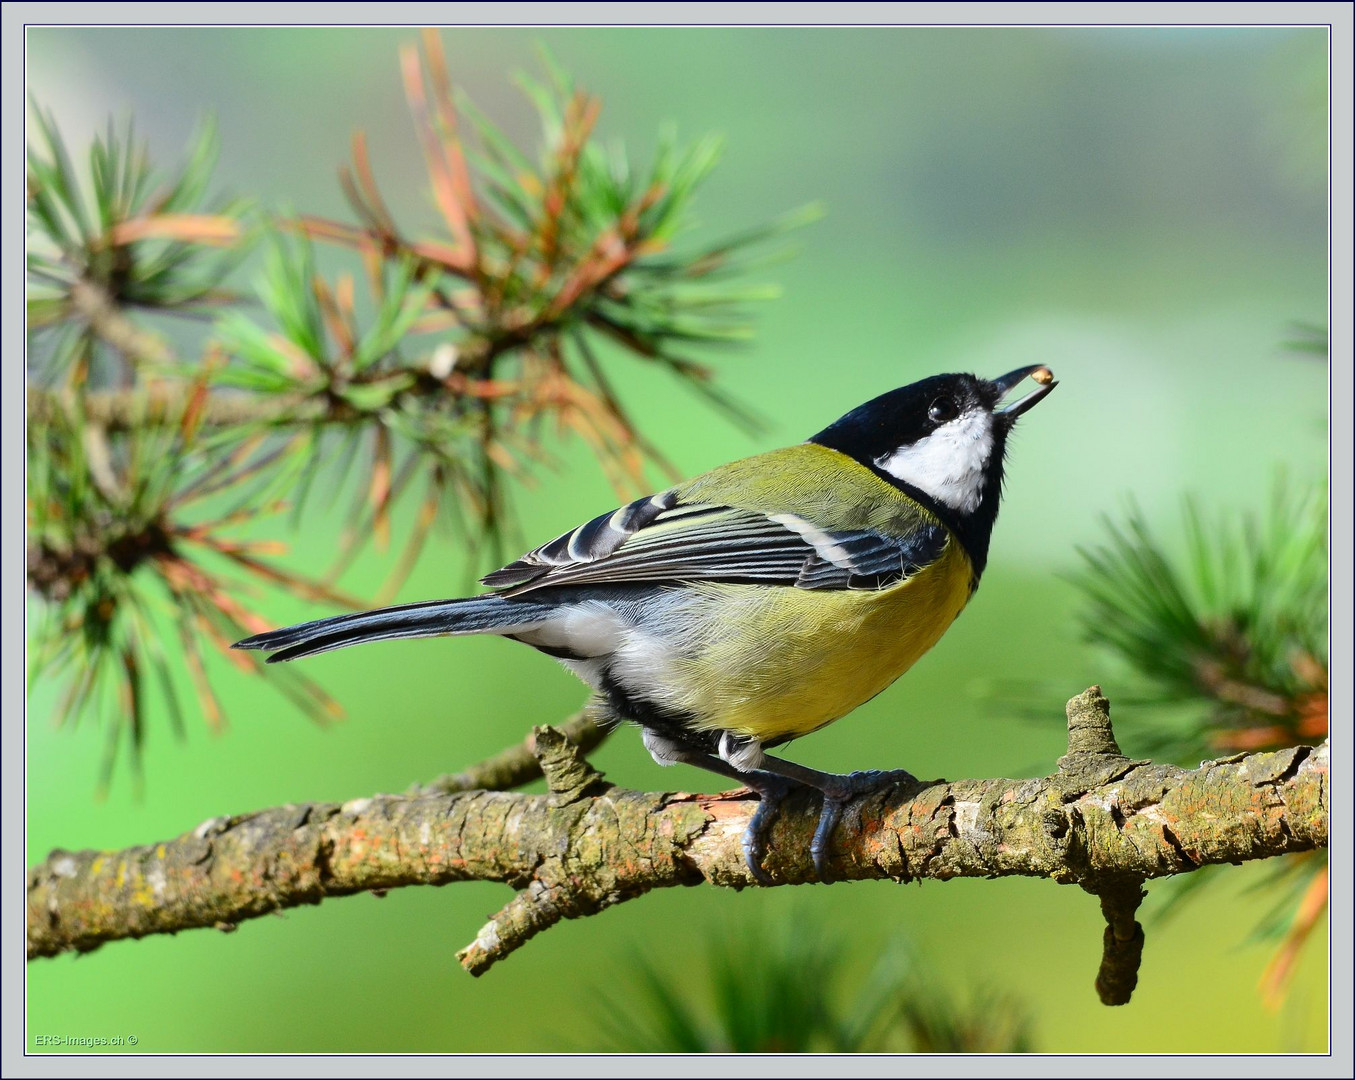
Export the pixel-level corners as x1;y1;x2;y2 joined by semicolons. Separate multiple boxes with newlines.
235;364;1056;881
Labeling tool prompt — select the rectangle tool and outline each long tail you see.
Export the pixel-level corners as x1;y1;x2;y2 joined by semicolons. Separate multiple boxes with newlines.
232;594;554;664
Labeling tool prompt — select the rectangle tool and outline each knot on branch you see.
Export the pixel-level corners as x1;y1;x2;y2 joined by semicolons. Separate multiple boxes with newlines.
531;724;609;803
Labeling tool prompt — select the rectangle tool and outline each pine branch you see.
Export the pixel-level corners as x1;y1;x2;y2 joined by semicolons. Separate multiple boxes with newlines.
66;278;174;367
26;689;1328;1006
26;48;809;765
24;365;499;432
26;384;311;431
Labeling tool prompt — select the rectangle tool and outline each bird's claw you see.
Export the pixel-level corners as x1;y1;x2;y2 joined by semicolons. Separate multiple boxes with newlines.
739;773;800;885
811;768;919;882
737;767;918;884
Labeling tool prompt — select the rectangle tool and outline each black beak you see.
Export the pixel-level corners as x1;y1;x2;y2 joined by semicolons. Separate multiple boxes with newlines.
992;365;1057;419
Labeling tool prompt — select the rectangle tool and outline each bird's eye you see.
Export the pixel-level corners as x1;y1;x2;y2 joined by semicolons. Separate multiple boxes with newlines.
927;397;957;423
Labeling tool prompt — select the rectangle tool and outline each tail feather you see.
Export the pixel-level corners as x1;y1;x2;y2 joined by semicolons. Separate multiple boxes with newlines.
233;595;550;663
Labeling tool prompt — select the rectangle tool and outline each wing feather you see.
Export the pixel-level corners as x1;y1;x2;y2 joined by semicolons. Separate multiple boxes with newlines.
481;494;948;595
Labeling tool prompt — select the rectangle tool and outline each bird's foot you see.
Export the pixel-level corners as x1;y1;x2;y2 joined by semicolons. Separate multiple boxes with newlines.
737;772;803;885
665;740;916;884
776;765;920;882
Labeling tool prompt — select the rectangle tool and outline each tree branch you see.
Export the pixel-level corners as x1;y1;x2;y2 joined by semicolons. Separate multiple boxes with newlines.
24;337;522;433
28;268;502;433
26;383;317;431
68;278;174;368
26;688;1328;1005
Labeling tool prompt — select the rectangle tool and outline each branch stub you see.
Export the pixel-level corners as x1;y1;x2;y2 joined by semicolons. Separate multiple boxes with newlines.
531;725;608;802
1061;685;1122;759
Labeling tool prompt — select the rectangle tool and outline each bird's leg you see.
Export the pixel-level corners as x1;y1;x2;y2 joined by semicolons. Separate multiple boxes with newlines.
752;755;921;881
653;742;807;885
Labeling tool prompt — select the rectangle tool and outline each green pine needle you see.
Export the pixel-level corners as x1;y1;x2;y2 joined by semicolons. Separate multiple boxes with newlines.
1073;481;1326;764
583;921;1033;1053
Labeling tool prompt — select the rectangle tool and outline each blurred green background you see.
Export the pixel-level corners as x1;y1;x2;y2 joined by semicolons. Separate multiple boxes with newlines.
26;26;1328;1053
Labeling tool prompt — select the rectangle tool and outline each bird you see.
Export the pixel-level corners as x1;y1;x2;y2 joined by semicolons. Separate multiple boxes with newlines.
235;364;1057;882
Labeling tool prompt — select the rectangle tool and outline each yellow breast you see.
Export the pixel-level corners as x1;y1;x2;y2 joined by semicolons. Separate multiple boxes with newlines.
663;537;975;743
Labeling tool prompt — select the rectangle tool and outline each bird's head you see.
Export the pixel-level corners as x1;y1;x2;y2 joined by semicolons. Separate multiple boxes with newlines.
811;365;1057;573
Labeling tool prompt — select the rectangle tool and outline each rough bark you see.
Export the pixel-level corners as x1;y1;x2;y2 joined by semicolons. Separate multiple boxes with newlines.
26;688;1328;1004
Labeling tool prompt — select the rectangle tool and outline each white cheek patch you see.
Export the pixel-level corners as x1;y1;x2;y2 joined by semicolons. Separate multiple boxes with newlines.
874;410;994;513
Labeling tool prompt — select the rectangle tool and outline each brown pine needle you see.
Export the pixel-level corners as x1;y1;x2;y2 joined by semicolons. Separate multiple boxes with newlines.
108;213;241;246
400;44;473;262
1259;865;1328;1011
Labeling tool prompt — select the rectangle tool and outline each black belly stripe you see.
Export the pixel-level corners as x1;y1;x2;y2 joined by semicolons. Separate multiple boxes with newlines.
599;672;719;755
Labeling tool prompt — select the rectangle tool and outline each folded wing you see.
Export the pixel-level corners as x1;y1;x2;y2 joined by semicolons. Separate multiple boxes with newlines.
481;492;949;594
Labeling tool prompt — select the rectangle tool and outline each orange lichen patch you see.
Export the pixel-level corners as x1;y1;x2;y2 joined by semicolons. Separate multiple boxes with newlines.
909;788;955;820
891;792;953;847
851;824;909;877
